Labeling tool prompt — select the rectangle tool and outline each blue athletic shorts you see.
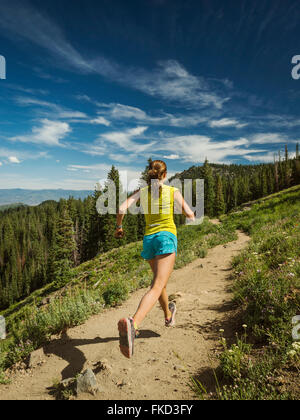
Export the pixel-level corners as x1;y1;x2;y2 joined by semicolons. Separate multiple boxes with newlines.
141;231;178;261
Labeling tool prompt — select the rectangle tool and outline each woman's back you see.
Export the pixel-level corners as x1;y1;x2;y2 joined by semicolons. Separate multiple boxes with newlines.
140;184;178;236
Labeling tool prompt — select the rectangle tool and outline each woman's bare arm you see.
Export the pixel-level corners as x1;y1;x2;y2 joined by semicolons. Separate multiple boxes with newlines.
115;190;140;238
174;190;195;221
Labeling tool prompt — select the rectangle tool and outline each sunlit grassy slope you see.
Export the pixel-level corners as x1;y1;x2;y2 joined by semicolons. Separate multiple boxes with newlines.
205;185;300;400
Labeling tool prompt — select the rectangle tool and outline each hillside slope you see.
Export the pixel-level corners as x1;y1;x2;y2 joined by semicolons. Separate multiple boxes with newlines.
0;229;250;400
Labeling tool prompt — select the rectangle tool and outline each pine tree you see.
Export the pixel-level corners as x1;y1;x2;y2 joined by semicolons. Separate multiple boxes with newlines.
284;144;292;188
261;168;268;197
293;143;300;185
202;159;215;217
51;202;77;288
140;158;153;185
215;174;225;216
274;160;279;192
100;166;123;252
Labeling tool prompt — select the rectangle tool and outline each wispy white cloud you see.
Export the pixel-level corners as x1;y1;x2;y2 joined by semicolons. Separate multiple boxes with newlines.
0;173;96;190
249;133;292;144
163;154;180;160
77;98;212;127
208;118;248;129
8;156;21;164
15;96;89;121
155;135;263;163
243;150;296;163
108;153;134;163
15;96;113;127
0;147;49;164
96;103;164;123
100;126;152;152
81;124;284;164
4;83;49;96
66;163;143;191
90;116;111;126
81;144;107;157
68;163;112;171
118;60;229;109
81;126;154;160
9;119;71;146
0;2;94;73
33;67;67;84
0;2;229;109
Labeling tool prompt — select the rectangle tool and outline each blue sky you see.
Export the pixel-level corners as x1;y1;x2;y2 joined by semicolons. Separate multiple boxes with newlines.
0;0;299;190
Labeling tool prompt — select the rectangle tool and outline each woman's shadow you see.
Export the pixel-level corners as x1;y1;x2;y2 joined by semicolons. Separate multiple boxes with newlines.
43;329;160;380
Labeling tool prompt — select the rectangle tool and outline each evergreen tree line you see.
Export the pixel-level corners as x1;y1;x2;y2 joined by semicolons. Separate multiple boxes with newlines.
0;145;299;309
171;144;300;217
0;166;145;309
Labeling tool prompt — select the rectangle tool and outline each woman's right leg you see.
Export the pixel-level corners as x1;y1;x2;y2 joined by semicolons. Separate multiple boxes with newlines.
118;253;175;358
133;253;175;327
148;259;172;321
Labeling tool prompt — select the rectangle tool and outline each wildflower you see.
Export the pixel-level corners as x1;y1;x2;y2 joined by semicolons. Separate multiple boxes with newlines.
288;273;295;277
292;342;300;350
257;269;261;273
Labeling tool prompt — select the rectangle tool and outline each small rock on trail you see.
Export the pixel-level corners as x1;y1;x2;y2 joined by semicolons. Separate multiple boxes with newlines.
76;369;99;396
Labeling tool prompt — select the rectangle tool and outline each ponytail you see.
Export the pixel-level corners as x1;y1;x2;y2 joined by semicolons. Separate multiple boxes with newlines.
147;160;167;186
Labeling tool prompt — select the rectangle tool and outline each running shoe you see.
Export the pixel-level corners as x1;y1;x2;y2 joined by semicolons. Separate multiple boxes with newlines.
118;317;136;358
165;302;177;327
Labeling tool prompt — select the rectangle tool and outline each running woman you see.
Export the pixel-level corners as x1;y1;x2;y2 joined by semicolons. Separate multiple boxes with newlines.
115;160;195;358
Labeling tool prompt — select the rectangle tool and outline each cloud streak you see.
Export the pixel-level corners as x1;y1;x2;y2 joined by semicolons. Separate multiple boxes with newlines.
77;98;216;128
9;119;71;146
208;118;248;129
0;147;49;164
0;1;230;109
15;96;89;121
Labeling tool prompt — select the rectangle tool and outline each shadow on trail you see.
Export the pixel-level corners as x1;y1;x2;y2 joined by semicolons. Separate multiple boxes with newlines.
137;330;161;339
180;302;244;395
44;329;160;380
43;331;111;380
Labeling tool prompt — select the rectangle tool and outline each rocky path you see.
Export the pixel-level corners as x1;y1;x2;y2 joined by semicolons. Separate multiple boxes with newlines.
0;229;250;400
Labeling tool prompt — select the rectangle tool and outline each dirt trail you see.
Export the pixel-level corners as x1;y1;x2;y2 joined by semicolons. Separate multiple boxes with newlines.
0;228;250;400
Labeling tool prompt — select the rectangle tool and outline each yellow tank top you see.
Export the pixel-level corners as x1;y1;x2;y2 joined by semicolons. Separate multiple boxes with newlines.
140;185;178;236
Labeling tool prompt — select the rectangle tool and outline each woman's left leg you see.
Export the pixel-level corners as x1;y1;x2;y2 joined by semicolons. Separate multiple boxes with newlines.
133;252;175;327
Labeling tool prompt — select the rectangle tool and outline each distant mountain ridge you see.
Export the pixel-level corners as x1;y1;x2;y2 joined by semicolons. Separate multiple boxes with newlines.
0;189;93;206
0;202;27;211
